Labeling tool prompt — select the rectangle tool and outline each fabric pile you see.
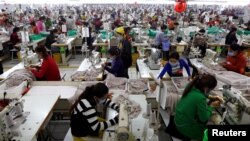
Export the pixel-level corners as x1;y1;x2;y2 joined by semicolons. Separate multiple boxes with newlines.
128;79;148;94
71;69;102;81
113;94;142;119
5;69;36;89
105;74;127;90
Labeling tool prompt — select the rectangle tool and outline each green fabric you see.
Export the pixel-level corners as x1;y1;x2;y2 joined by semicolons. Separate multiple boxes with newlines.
30;34;42;41
147;29;157;37
175;88;213;140
237;29;250;35
207;27;224;35
203;129;208;141
67;30;77;37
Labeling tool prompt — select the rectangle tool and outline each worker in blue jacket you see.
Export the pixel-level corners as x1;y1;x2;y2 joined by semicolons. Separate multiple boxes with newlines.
158;52;191;78
102;47;126;78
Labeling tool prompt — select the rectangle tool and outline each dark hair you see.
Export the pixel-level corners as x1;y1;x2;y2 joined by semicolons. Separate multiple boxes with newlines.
230;43;242;51
229;27;237;33
13;27;20;33
182;74;217;97
70;83;109;112
35;46;49;59
50;29;58;34
170;52;180;60
108;47;120;56
161;24;167;30
124;27;131;34
30;21;36;26
199;29;206;33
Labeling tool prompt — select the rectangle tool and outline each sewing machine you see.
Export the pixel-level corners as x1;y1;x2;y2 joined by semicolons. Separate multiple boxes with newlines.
145;48;161;70
201;49;219;68
89;51;101;66
103;103;136;141
188;46;201;58
217;85;250;125
20;49;39;67
0;99;26;141
57;34;67;44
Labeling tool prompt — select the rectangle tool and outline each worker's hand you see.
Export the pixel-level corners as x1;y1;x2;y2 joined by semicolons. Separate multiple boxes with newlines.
101;63;106;69
107;93;113;99
209;95;224;103
209;100;221;108
25;66;33;71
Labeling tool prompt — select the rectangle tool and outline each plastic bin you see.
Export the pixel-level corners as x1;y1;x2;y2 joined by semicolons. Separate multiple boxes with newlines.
30;34;42;41
53;53;61;64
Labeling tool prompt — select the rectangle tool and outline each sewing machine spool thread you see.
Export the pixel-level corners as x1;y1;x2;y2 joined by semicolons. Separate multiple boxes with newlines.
143;103;152;119
5;112;14;128
15;103;23;117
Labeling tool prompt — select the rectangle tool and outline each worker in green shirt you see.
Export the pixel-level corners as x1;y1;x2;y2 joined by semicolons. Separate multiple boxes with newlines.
174;74;223;140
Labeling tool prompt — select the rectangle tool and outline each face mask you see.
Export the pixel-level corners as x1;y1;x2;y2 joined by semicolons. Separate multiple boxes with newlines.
169;61;179;67
227;51;235;57
98;98;107;104
204;88;212;96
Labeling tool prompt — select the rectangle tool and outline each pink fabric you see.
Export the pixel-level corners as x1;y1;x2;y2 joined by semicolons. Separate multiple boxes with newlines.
36;21;43;33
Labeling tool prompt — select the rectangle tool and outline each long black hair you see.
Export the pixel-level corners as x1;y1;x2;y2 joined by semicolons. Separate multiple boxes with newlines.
35;45;49;59
182;74;217;97
70;83;109;112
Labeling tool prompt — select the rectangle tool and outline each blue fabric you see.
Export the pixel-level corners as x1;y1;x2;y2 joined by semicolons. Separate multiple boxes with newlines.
105;57;125;77
162;40;171;51
154;31;165;46
158;59;191;78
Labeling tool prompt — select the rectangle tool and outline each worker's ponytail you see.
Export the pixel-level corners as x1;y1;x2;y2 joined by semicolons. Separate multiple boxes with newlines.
182;74;217;97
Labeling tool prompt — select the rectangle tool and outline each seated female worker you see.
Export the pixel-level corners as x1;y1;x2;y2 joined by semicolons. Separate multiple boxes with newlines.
174;74;223;140
70;83;119;141
26;46;61;81
158;52;191;79
220;43;247;74
102;47;126;78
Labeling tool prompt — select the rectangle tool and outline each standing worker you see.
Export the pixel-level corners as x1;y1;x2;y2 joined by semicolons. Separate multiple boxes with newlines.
115;26;132;78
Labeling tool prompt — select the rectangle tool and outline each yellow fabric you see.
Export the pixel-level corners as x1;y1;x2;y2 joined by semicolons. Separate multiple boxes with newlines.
72;117;106;141
115;26;125;35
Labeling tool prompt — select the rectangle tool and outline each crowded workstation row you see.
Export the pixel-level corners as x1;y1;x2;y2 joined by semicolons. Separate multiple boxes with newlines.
0;3;250;141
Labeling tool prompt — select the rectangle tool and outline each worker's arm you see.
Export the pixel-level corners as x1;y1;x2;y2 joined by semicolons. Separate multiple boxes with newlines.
197;99;213;123
224;56;246;74
158;63;172;79
31;60;48;78
103;99;119;112
79;100;118;132
104;60;121;75
181;60;191;77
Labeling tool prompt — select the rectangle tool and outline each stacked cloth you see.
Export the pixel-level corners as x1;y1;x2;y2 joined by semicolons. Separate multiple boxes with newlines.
5;69;36;89
71;69;102;81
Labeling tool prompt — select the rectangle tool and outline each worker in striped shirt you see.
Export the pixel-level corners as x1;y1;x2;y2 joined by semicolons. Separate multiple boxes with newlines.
70;83;119;141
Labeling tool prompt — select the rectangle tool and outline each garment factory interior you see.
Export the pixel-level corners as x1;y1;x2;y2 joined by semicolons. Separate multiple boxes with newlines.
0;0;250;141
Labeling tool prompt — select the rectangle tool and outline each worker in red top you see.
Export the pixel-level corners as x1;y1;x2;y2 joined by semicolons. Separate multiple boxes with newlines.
26;46;61;81
220;43;247;74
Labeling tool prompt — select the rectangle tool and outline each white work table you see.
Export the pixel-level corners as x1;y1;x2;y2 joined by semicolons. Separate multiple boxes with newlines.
137;59;170;80
75;58;106;81
77;58;106;72
51;37;76;66
16;38;46;50
12;94;60;141
0;62;24;80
